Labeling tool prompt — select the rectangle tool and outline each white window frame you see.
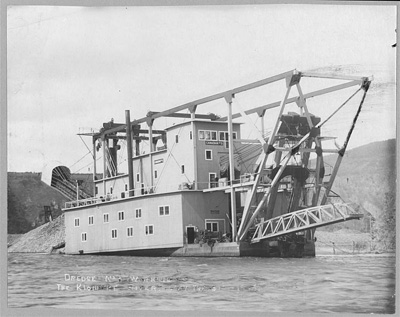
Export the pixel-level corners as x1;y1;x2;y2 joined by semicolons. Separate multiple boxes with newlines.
103;213;109;223
136;173;140;183
88;215;94;226
206;222;219;232
118;211;125;221
205;130;211;140
205;219;225;232
111;229;118;239
81;232;87;242
205;149;212;160
127;227;134;237
74;218;80;227
198;130;205;140
222;131;237;148
209;173;217;188
211;130;217;140
159;205;170;216
135;208;142;219
219;131;225;141
145;225;154;235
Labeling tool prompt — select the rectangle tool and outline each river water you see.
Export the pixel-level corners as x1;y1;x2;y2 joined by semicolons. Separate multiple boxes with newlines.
8;253;395;314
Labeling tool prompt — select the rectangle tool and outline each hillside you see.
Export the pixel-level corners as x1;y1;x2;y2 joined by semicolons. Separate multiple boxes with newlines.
7;172;97;234
330;139;396;219
316;139;396;251
320;139;396;221
7;172;68;234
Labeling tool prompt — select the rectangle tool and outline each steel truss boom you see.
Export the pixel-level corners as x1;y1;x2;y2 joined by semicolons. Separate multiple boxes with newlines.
251;203;363;243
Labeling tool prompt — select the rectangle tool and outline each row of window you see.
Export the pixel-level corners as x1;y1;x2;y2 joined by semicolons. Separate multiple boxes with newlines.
80;225;154;242
73;206;169;227
198;130;237;141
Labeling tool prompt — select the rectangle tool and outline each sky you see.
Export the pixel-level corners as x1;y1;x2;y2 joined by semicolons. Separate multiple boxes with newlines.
7;3;397;173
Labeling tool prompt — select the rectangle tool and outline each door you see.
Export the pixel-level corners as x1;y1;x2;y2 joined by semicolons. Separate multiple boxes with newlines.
187;227;195;244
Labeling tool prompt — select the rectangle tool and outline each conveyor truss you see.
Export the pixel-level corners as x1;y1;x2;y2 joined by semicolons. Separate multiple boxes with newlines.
251;203;363;243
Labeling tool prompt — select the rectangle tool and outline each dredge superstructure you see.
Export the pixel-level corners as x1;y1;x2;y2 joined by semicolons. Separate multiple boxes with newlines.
54;69;371;257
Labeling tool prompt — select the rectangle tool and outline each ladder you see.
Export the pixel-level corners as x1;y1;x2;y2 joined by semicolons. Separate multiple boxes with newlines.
251;203;363;243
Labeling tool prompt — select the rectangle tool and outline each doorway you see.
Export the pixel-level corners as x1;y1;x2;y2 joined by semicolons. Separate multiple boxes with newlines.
186;227;195;244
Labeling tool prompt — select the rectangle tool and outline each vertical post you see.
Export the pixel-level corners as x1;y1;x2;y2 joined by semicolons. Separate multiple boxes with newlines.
257;110;266;139
135;140;140;156
102;136;107;196
189;105;198;190
225;94;237;242
76;180;79;202
147;118;154;190
92;137;97;196
126;110;134;197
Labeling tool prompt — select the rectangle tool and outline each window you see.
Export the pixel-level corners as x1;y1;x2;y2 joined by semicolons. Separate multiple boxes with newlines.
206;222;219;232
209;173;217;188
110;187;113;194
159;205;170;216
74;218;80;227
136;173;140;183
118;211;125;221
154;170;158;179
81;232;87;242
95;186;98;195
221;131;238;148
181;165;185;174
211;131;217;140
127;227;134;237
190;131;192;140
125;184;128;191
135;208;142;219
88;216;94;225
145;225;154;235
199;130;205;140
111;229;118;239
175;135;179;143
103;213;109;223
205;150;212;160
205;131;211;140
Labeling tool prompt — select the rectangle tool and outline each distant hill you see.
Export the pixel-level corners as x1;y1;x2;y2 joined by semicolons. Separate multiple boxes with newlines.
317;139;396;250
327;139;396;219
7;172;97;234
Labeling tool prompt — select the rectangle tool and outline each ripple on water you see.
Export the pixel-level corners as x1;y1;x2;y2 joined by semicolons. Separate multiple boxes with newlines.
7;253;395;313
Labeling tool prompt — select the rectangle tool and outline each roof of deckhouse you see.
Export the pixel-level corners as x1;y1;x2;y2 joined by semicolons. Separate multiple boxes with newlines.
164;119;243;131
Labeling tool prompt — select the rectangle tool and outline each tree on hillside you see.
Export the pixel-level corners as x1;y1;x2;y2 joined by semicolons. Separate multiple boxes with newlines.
373;191;396;251
7;184;31;234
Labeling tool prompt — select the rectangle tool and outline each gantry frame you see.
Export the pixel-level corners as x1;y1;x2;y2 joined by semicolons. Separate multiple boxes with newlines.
91;69;372;242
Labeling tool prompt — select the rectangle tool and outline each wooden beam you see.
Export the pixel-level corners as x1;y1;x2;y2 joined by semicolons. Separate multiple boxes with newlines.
300;72;370;82
218;80;361;121
146;112;217;120
95;70;296;137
